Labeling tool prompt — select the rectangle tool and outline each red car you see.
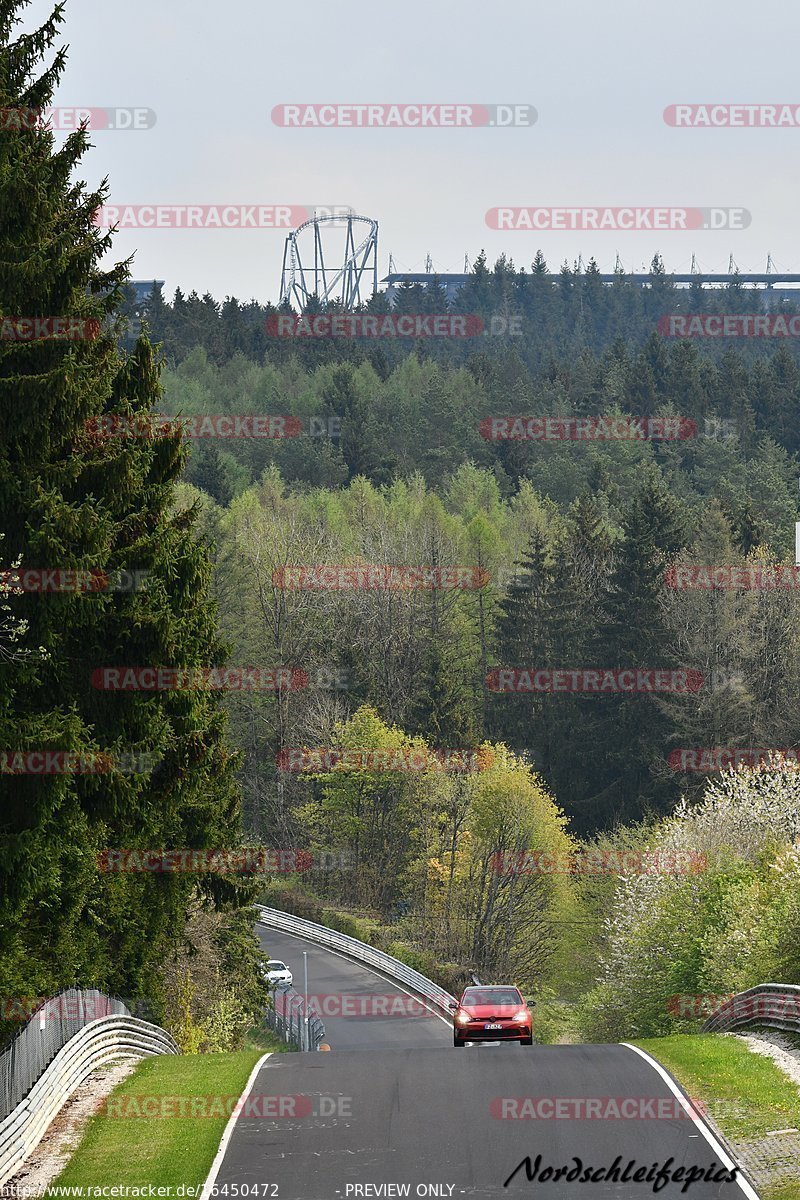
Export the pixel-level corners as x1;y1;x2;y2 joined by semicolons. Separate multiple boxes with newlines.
450;985;533;1046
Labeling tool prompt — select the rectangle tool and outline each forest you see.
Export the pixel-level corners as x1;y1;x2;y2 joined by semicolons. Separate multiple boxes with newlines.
2;0;799;1046
123;274;800;1039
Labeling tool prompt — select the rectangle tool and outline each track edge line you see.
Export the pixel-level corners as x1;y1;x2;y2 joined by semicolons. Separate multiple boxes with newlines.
199;1051;274;1199
620;1041;760;1200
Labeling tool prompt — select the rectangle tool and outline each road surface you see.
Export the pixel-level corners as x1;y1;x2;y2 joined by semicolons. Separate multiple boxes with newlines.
208;927;752;1199
257;927;450;1051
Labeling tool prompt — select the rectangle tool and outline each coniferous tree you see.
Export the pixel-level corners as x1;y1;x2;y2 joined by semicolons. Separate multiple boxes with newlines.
189;441;235;506
489;529;553;751
140;282;170;347
542;495;615;812
0;0;245;1008
582;470;690;827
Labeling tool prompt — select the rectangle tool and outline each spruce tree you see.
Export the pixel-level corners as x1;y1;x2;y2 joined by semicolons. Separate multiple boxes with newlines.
489;529;553;751
584;469;690;827
190;441;235;506
0;0;243;1011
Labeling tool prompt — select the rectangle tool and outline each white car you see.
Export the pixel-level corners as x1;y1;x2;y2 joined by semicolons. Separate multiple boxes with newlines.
263;959;293;986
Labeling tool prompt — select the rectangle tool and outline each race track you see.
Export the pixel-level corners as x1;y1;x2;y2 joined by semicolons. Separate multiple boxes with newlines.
208;927;753;1199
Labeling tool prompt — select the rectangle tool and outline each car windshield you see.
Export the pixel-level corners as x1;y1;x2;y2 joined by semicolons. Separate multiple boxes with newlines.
461;988;521;1006
268;962;286;970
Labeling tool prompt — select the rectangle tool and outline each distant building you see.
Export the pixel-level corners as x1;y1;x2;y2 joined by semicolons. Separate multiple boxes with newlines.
382;272;800;308
129;280;165;305
382;273;474;304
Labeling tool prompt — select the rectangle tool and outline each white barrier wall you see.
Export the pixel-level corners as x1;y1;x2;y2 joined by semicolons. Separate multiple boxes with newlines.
0;1015;178;1186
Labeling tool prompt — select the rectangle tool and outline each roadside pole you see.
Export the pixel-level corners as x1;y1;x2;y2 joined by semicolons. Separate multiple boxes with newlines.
303;950;309;1051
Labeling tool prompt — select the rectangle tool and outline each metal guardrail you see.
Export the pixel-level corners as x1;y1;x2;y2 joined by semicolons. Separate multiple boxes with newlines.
265;984;326;1051
257;906;457;1016
0;988;142;1118
0;995;178;1186
0;990;137;1121
702;985;800;1035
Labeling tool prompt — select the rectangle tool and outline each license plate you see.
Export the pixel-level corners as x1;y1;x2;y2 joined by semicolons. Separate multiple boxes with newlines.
484;1022;502;1029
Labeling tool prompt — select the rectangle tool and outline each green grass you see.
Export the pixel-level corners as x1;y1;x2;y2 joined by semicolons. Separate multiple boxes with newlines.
532;998;581;1044
46;1050;266;1194
634;1034;800;1200
243;1022;295;1053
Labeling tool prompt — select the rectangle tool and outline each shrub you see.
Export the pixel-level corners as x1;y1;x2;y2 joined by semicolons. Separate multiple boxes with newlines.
578;762;800;1041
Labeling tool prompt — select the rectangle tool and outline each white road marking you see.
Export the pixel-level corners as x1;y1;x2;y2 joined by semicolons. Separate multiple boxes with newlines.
621;1043;760;1200
200;1052;273;1200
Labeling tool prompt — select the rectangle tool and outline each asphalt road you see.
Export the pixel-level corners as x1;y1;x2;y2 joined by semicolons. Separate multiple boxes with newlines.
257;927;450;1051
210;929;752;1200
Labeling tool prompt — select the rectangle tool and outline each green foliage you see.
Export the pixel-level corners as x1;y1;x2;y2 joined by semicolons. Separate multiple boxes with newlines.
699;842;800;989
159;905;268;1052
0;0;245;1006
578;763;800;1041
169;970;205;1054
199;989;251;1053
213;455;800;844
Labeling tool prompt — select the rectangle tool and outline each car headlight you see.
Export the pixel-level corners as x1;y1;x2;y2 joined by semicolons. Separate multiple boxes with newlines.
513;1011;528;1022
456;1011;471;1025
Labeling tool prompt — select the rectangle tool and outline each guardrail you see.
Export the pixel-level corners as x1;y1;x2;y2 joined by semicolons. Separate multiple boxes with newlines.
257;906;457;1016
0;992;178;1187
265;984;326;1051
702;985;800;1035
1;990;137;1121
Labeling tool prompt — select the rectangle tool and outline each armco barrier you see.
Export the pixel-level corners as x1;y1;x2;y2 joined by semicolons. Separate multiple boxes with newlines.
0;995;178;1187
1;991;133;1120
257;906;457;1015
702;984;800;1035
264;983;325;1051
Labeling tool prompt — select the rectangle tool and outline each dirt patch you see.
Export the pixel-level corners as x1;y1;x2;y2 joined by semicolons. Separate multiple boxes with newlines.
7;1057;140;1196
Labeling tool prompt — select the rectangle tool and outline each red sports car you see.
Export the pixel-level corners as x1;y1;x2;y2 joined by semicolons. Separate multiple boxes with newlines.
450;985;533;1046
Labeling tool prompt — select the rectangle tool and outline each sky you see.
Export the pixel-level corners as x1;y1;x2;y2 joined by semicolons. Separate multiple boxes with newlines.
19;0;800;304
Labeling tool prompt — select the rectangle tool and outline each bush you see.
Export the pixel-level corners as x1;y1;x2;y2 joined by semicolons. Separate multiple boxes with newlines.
384;941;472;996
578;763;800;1041
259;884;325;923
530;990;577;1045
159;903;269;1052
699;842;800;990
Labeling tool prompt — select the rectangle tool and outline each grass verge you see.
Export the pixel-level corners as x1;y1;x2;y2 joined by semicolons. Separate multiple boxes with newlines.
634;1034;800;1200
45;1049;266;1194
532;998;580;1044
244;1022;295;1053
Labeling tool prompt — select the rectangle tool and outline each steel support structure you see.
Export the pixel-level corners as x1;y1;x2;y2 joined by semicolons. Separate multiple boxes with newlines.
280;215;378;308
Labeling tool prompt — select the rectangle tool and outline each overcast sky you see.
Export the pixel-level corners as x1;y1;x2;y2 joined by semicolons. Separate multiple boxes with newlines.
21;0;800;303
